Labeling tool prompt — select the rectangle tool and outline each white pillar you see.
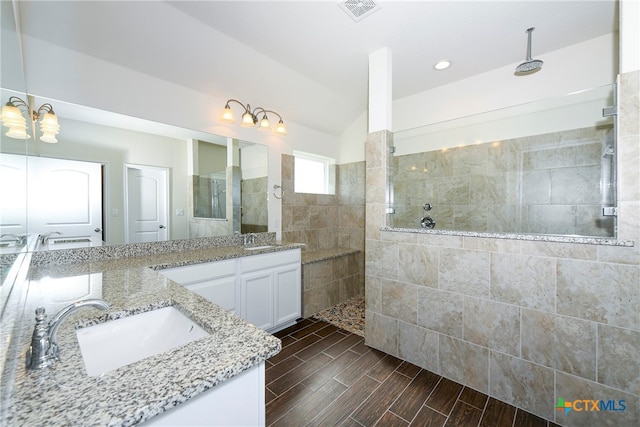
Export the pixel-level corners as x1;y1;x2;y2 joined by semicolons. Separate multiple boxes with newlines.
620;0;640;73
368;47;392;132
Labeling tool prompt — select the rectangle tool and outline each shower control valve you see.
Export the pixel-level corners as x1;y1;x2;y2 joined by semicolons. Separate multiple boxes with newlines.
423;203;432;211
421;216;436;229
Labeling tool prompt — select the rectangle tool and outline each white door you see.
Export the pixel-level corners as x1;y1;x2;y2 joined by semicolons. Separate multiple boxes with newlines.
28;156;103;243
125;165;168;243
0;153;28;237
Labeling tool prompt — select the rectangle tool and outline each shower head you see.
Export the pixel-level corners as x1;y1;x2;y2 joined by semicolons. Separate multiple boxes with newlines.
515;27;543;75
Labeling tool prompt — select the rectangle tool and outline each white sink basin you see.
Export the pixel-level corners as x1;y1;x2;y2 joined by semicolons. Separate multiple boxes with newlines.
244;245;274;251
76;306;208;377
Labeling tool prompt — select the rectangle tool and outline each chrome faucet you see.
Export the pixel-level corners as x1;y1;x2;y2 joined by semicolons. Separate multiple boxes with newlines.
39;231;62;245
242;233;257;246
0;233;27;245
26;299;110;370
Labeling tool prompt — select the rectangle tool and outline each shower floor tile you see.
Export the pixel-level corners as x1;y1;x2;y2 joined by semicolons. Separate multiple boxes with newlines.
312;296;365;337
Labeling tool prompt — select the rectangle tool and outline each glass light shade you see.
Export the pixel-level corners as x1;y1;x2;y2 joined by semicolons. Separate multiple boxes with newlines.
6;126;29;139
241;111;255;127
39;112;60;143
259;116;270;129
221;106;236;123
275;120;287;135
40;132;58;143
2;104;25;127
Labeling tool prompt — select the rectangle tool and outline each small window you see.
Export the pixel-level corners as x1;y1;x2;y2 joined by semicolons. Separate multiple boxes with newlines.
293;151;335;195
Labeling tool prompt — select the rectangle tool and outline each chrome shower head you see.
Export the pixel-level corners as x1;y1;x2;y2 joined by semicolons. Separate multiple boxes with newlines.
515;27;543;75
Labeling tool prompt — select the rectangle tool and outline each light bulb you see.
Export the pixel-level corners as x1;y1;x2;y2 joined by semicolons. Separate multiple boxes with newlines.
259;116;270;130
275;120;287;135
221;106;235;123
241;111;255;127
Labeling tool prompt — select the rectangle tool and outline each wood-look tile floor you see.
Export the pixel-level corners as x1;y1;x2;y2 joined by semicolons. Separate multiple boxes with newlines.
266;318;561;427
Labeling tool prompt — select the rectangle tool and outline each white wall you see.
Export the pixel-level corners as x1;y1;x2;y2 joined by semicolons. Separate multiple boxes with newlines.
393;33;618;133
620;0;640;73
338;33;618;164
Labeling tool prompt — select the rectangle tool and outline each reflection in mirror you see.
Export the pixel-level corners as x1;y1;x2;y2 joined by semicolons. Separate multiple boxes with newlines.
0;93;268;250
1;0;29;265
391;84;616;238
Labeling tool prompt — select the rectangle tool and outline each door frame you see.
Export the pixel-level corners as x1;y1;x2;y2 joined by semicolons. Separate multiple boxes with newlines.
123;163;169;244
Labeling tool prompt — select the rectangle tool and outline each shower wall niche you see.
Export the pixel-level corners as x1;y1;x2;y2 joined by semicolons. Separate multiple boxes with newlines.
390;84;616;238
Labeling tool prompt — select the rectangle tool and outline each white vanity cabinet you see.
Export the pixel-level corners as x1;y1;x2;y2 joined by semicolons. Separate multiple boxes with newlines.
159;248;301;333
239;250;301;332
159;259;237;314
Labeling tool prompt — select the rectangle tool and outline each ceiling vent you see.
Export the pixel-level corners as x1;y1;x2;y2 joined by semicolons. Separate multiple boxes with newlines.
338;0;382;22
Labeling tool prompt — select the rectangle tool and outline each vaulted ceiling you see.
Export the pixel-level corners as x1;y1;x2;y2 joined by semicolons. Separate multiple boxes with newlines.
17;1;618;136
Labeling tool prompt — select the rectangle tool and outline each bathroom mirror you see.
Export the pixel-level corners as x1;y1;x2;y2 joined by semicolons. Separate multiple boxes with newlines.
0;1;28;262
0;91;269;248
390;84;616;238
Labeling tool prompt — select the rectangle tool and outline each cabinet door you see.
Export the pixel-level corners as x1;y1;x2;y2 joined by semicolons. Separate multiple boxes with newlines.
273;263;301;326
240;270;274;330
159;260;237;313
185;276;237;314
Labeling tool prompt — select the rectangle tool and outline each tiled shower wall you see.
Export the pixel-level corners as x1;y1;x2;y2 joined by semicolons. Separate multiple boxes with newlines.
392;125;615;237
241;176;268;233
281;154;366;314
365;71;639;427
281;154;365;252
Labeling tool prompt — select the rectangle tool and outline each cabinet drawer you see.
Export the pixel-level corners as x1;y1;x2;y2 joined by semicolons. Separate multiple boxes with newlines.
240;249;301;273
160;259;236;284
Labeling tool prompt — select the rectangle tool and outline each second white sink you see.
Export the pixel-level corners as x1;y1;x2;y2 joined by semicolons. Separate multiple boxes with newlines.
76;306;208;377
244;245;274;251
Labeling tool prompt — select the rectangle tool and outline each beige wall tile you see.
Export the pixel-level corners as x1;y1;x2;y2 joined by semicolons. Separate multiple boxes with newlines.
417;287;463;338
490;351;555;420
438;248;490;297
521;309;597;380
365;275;382;313
597;324;640;395
439;335;488;393
416;233;463;248
365;310;398;357
490;253;555;311
380;279;417;325
398;243;438;288
462;236;521;253
398;321;439;373
463;297;520;356
366;239;398;280
520;241;598;261
557;259;640;330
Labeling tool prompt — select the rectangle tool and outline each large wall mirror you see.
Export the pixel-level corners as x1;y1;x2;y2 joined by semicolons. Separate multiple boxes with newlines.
390;84;617;238
0;89;269;252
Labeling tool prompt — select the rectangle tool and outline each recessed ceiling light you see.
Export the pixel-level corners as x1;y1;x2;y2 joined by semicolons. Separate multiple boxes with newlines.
434;60;451;71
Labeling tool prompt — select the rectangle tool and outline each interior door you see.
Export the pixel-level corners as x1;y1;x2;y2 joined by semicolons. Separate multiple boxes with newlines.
0;153;28;237
28;156;103;243
125;164;168;243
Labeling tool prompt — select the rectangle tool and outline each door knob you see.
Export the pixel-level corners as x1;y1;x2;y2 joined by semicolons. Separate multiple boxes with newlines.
159;225;166;229
94;228;102;232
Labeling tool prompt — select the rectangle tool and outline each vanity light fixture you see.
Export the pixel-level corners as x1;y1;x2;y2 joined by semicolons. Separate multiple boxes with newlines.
221;99;287;135
1;96;60;143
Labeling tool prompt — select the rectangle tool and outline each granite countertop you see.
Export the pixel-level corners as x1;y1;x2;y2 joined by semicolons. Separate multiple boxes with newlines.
1;243;302;426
